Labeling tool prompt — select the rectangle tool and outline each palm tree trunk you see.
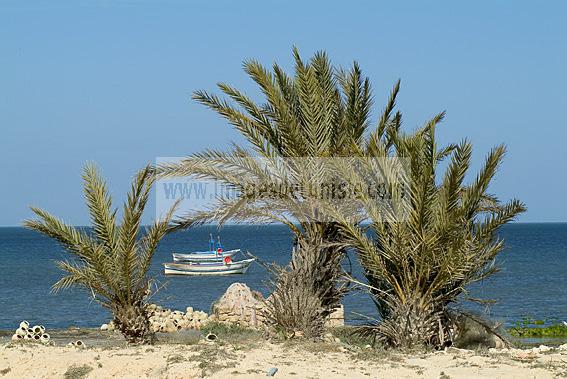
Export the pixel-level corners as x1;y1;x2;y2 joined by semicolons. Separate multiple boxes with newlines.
113;302;154;344
268;238;345;338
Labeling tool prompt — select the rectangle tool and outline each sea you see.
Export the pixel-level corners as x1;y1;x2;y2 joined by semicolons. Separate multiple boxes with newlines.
0;223;565;330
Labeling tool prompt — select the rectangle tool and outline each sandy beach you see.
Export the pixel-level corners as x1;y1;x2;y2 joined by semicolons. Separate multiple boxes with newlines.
1;329;566;378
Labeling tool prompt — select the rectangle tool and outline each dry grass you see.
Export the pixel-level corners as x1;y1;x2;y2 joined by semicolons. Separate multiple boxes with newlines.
192;344;240;377
63;364;93;379
0;367;11;376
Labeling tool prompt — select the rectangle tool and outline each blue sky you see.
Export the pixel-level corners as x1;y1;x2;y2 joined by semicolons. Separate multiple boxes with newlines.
0;0;565;225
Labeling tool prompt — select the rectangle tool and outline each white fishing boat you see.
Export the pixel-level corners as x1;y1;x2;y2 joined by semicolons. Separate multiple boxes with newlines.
172;249;240;263
163;258;255;276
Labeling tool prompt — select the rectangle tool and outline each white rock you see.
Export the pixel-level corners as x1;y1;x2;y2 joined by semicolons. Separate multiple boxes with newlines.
511;349;538;360
163;320;176;333
100;323;109;331
323;333;334;342
176;319;188;329
558;343;567;351
488;347;507;354
325;304;345;327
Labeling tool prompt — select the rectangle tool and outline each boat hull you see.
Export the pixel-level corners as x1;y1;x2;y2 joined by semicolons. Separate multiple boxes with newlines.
163;259;254;276
172;249;240;262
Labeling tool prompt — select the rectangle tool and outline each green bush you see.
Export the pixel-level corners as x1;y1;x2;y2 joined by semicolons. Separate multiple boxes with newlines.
508;318;567;337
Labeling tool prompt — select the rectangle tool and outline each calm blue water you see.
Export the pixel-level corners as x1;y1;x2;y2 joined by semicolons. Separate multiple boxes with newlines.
0;223;565;329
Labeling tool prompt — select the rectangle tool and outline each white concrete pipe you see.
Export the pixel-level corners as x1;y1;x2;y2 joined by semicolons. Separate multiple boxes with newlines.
19;321;29;329
205;333;218;342
40;334;50;343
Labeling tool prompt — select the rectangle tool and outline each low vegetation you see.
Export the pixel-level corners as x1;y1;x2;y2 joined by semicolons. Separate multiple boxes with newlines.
0;367;11;376
64;364;93;379
508;319;567;338
200;321;262;343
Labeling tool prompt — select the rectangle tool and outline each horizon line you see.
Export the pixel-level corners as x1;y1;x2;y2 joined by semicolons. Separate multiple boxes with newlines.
2;221;566;228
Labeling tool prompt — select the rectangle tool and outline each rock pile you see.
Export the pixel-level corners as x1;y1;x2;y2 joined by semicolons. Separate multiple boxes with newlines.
211;283;267;328
100;304;214;333
98;283;347;333
11;321;50;344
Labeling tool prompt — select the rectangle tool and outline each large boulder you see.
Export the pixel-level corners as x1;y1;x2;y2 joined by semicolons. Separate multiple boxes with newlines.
211;283;267;328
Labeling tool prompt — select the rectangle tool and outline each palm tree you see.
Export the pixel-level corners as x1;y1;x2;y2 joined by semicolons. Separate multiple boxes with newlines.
156;48;397;337
24;164;177;344
327;114;526;348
